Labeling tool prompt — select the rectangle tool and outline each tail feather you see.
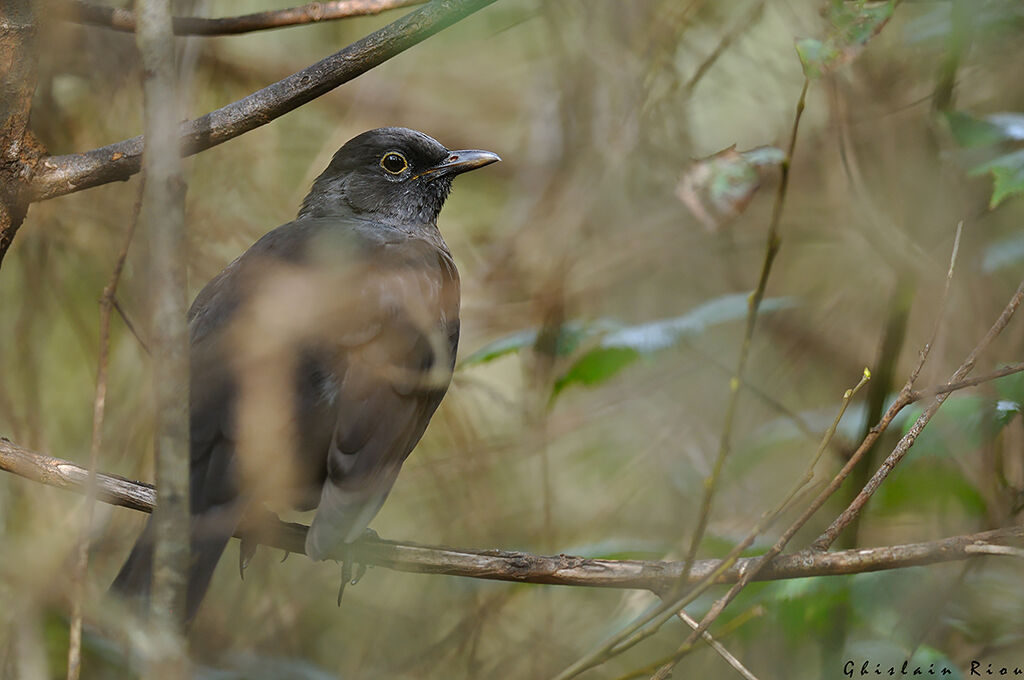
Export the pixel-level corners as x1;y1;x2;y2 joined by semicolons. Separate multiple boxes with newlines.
110;505;239;622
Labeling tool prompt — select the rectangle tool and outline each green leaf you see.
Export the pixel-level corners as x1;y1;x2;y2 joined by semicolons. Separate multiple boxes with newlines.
945;110;1010;147
460;328;540;365
994;369;1024;403
969;149;1024;208
553;347;639;396
551;294;797;398
874;463;986;518
796;0;896;79
772;576;851;642
900;395;1001;459
677;146;786;231
598;293;797;353
982;233;1024;272
459;320;617;367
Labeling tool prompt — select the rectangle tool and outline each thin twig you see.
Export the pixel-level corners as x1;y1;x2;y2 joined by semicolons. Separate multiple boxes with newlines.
670;610;760;680
659;275;1024;671
111;295;151;355
683;0;766;94
640;370;870;680
66;179;144;680
813;277;1024;550
59;0;425;36
907;361;1024;403
26;0;499;206
0;438;1021;591
680;77;809;580
609;607;764;680
553;367;867;680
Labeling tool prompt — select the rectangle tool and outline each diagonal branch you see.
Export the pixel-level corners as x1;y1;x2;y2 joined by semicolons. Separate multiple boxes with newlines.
26;0;498;205
58;0;425;36
1;437;1022;592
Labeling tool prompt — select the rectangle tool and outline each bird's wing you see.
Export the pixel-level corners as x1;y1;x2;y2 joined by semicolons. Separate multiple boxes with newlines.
304;231;460;560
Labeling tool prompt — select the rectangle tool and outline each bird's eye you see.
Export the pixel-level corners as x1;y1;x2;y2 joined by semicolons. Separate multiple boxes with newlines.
380;152;408;175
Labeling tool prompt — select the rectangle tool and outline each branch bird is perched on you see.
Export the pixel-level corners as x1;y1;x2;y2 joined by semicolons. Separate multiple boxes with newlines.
112;127;500;620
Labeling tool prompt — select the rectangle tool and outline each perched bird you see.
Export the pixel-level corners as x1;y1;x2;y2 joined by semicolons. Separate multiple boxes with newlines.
112;127;499;620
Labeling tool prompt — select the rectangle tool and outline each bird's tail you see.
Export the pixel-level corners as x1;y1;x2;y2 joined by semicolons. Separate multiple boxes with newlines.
110;505;238;623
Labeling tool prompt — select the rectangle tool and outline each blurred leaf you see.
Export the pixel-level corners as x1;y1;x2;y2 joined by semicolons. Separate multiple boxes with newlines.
552;294;798;398
969;149;1024;208
461;328;540;365
992;371;1024;427
677;145;785;231
945;110;1013;148
995;400;1021;427
796;0;896;79
982;233;1024;272
986;113;1024;141
994;369;1024;403
874;463;986;518
553;347;639;396
911;647;964;680
772;576;850;643
900;395;1003;459
905;0;1024;45
460;320;617;367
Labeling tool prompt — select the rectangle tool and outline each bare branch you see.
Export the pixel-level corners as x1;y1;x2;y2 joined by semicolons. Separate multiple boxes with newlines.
664;276;1024;669
58;0;425;36
26;0;498;204
680;77;809;581
66;180;144;680
1;438;1021;592
0;0;46;266
814;277;1024;550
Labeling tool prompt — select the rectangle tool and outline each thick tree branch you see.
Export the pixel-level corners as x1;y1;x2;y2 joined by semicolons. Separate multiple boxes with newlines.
26;0;498;204
1;438;1021;592
0;0;46;266
58;0;425;36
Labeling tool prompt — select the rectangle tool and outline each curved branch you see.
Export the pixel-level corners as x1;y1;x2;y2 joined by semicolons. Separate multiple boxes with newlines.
28;0;497;203
1;437;1021;592
59;0;425;36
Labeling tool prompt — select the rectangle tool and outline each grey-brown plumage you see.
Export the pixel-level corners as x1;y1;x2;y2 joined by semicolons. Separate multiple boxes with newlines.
111;128;499;620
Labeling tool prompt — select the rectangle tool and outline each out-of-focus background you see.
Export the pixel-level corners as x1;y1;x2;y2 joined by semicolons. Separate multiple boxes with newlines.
2;1;1024;678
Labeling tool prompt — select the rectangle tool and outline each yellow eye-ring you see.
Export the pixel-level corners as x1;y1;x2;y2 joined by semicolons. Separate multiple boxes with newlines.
380;152;408;175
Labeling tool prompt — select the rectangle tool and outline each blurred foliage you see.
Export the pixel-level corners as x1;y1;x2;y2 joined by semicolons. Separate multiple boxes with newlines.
795;0;896;79
2;0;1024;678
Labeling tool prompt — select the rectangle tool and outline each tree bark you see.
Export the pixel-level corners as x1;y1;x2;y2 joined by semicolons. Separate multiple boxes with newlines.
0;0;45;266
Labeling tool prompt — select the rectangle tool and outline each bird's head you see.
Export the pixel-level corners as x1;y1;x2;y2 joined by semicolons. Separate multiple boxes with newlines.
299;127;500;225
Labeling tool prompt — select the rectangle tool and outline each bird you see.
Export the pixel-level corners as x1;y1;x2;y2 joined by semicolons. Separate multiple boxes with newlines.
111;127;500;621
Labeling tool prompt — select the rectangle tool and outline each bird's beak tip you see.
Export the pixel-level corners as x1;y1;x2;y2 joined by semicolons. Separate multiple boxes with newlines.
440;149;501;174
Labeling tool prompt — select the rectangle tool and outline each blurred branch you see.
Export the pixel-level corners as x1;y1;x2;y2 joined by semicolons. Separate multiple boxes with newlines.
135;0;190;671
683;0;766;94
679;78;809;579
908;361;1024;403
562;368;867;680
814;276;1024;550
652;238;1015;672
66;179;144;680
1;438;1022;592
58;0;425;36
25;0;497;204
648;275;1024;676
